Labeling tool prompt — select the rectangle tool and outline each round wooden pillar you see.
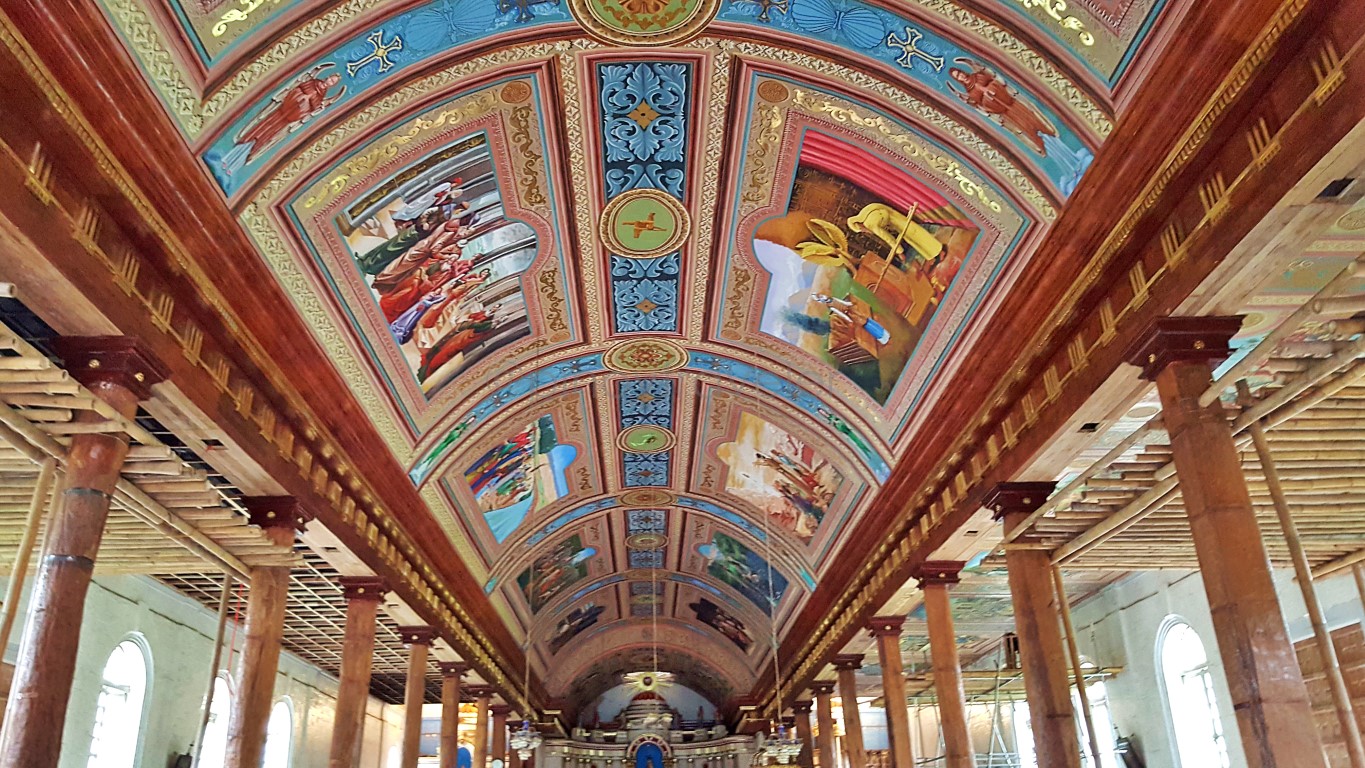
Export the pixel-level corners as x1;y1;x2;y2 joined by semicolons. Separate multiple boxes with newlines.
832;654;865;768
400;627;436;768
914;563;974;768
0;338;165;768
868;618;914;768
439;662;470;768
811;682;837;768
330;577;388;768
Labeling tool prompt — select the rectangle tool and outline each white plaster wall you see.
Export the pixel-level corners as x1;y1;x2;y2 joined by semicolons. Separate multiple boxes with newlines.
0;574;407;768
1068;567;1365;768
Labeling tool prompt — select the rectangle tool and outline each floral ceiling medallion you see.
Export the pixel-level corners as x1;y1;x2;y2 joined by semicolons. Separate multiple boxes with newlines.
604;338;689;373
568;0;719;45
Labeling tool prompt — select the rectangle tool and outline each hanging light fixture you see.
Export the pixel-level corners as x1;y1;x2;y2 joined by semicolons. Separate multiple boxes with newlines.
624;548;675;692
758;506;801;765
510;638;543;760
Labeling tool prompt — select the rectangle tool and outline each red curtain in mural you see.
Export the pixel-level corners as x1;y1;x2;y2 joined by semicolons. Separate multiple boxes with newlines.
797;131;971;227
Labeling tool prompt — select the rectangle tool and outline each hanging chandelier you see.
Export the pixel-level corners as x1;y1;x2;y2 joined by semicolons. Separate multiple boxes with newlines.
758;503;801;766
510;639;543;760
624;554;675;691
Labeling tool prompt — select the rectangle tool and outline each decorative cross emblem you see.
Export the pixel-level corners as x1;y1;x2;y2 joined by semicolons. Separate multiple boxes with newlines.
346;30;404;76
886;27;945;72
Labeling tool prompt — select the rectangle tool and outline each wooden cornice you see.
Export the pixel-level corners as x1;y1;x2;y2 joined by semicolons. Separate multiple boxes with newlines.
0;0;538;711
755;0;1358;708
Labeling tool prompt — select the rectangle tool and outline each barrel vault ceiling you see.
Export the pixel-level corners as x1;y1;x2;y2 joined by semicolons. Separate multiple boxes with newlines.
77;0;1185;710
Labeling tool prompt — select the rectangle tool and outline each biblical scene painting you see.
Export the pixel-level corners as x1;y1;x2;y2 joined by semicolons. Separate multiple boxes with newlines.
464;415;578;544
688;597;753;652
716;412;841;544
753;130;981;405
517;533;596;613
336;133;535;397
697;532;789;615
549;600;607;653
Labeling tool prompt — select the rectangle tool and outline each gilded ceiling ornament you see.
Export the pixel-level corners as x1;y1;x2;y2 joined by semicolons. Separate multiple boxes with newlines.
604;338;690;373
567;0;719;45
600;188;691;259
620;489;676;506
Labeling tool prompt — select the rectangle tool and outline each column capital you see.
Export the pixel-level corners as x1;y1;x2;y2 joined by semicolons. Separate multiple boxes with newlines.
398;626;437;646
831;653;864;671
914;561;965;588
243;496;313;532
491;704;513;716
983;482;1056;521
867;616;905;637
338;576;389;601
439;661;471;679
467;685;495;699
54;336;168;400
791;700;813;714
1125;315;1243;380
809;681;835;696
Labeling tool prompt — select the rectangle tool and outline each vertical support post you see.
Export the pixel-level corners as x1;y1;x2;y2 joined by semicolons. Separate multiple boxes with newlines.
832;655;866;768
471;686;493;768
225;497;311;768
191;572;234;768
914;562;975;768
812;682;837;768
868;618;914;768
0;458;56;657
1249;421;1365;767
400;627;436;768
1051;567;1101;768
330;577;389;768
1128;316;1327;768
793;701;815;768
0;337;165;768
985;483;1081;768
440;662;469;768
491;704;511;765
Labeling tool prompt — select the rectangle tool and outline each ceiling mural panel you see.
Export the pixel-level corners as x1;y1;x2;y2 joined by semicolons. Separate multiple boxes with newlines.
80;0;1192;706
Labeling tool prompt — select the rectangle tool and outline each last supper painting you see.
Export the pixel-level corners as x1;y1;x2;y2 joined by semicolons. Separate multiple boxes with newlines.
753;130;981;405
337;133;536;397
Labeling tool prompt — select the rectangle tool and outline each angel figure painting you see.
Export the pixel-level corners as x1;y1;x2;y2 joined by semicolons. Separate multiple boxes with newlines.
338;134;535;396
717;412;841;544
753;130;981;405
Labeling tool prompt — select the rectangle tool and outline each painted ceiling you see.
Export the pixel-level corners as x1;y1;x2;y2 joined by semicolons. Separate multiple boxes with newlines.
95;0;1184;706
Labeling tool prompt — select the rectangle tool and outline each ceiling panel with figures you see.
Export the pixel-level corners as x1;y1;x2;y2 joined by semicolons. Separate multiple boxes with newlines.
89;0;1188;708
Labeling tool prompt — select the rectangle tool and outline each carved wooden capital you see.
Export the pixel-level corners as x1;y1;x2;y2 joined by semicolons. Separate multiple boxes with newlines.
1124;315;1244;380
54;336;168;401
397;625;437;646
831;653;863;671
243;495;313;532
866;616;905;637
809;681;835;696
338;576;389;602
983;482;1056;522
439;661;471;679
914;561;965;588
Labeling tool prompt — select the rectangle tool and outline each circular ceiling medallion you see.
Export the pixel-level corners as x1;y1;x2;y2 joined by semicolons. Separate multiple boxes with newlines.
599;189;690;259
604;338;688;373
626;531;669;549
620;489;675;507
618;424;676;454
501;81;532;104
1339;209;1365;231
567;0;718;46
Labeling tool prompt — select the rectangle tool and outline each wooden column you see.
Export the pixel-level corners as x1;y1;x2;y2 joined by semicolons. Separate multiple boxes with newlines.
1128;317;1326;768
330;577;389;768
811;682;837;768
470;685;493;768
868;618;914;768
0;338;165;768
400;627;436;768
985;483;1080;768
491;704;511;765
832;655;865;768
792;700;815;768
439;662;469;768
225;497;311;768
914;562;974;768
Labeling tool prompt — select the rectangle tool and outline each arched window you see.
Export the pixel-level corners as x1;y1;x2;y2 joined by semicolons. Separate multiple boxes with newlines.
197;675;233;768
262;699;293;768
87;638;150;768
1158;620;1229;768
